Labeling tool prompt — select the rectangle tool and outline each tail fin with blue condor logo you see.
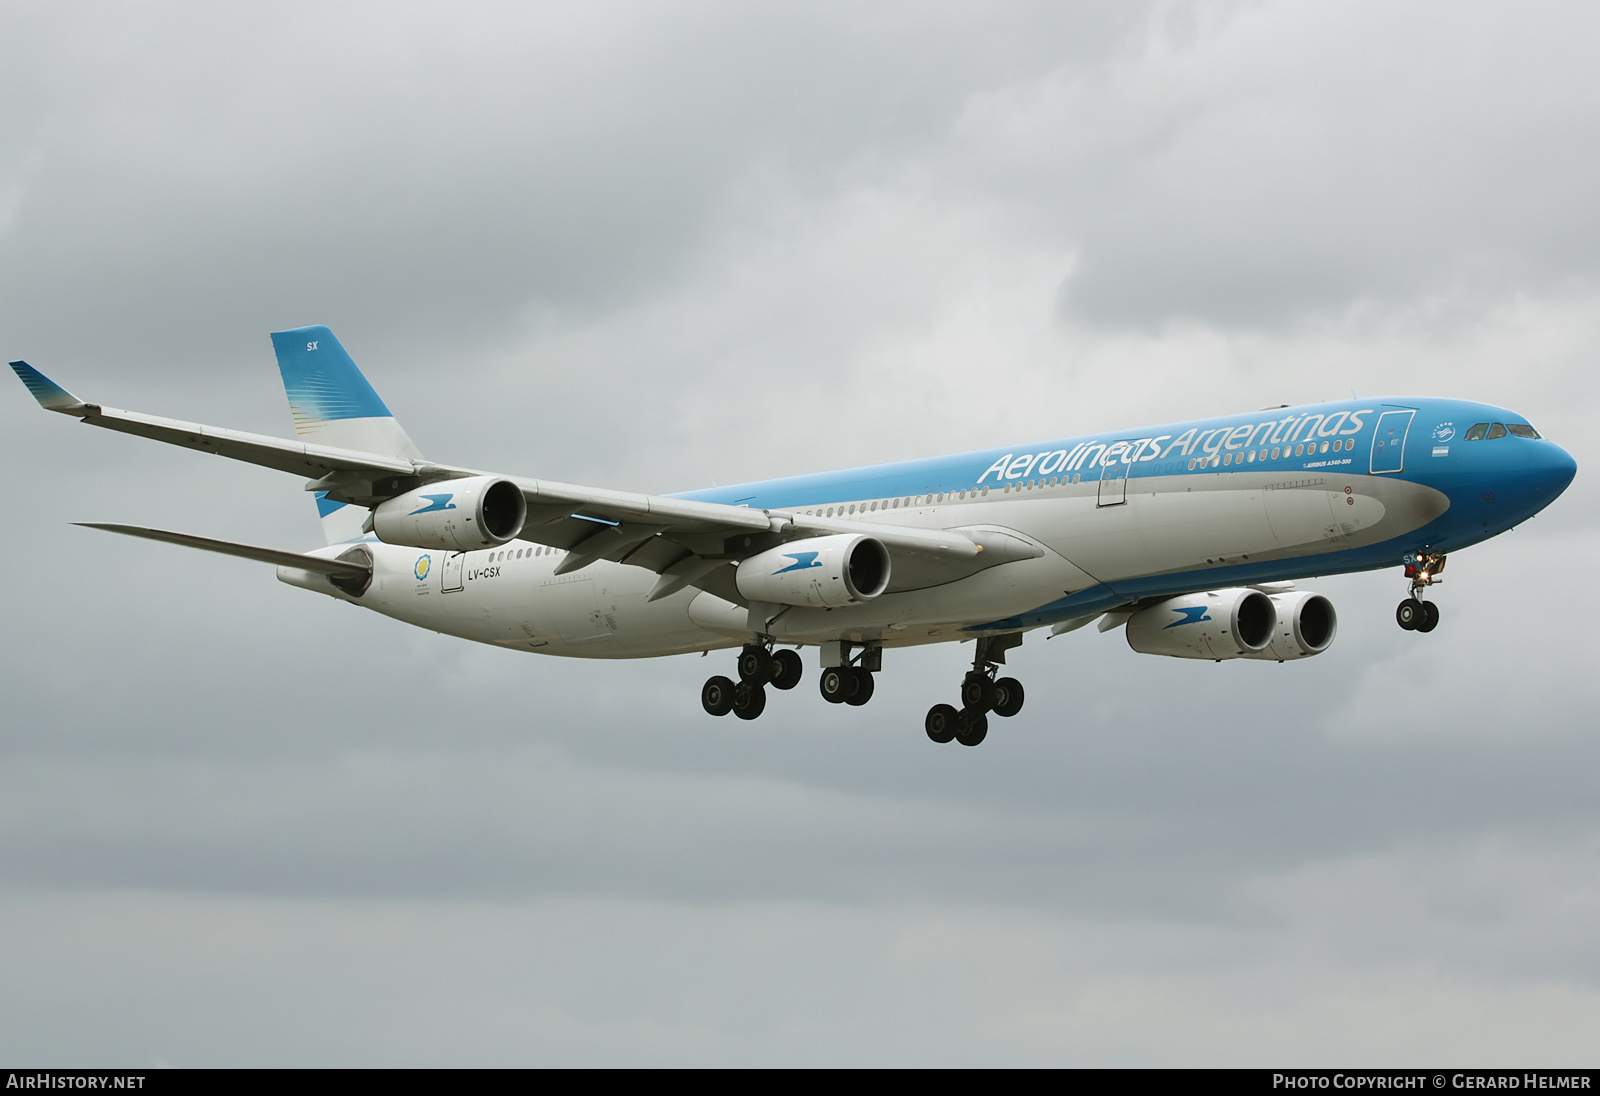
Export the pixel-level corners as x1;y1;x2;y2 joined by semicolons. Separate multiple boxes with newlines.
270;325;422;545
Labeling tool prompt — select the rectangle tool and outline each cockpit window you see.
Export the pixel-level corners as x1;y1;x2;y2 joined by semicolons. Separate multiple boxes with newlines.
1507;423;1541;439
1487;423;1507;439
1465;423;1489;441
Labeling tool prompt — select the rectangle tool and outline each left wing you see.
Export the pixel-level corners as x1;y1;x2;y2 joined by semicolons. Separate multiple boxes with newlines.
13;360;999;603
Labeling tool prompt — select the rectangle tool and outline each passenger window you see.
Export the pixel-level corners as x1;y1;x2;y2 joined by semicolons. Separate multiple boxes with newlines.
1507;424;1540;439
1465;423;1489;441
1487;423;1507;439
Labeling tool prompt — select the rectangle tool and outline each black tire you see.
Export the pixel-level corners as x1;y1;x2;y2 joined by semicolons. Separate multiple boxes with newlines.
991;677;1025;718
955;707;989;746
732;681;766;720
960;675;994;710
925;704;958;743
819;666;853;704
1417;601;1440;633
769;649;803;691
845;668;875;706
737;647;773;685
701;675;736;717
1395;598;1422;631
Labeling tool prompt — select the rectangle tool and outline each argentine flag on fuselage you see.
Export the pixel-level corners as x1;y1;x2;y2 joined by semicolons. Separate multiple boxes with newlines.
269;325;423;545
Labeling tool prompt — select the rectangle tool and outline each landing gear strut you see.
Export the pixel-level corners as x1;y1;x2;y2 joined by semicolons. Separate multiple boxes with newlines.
701;641;804;719
926;633;1025;747
1396;552;1445;634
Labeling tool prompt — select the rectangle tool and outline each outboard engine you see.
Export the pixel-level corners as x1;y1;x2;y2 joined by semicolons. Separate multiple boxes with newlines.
1125;588;1276;660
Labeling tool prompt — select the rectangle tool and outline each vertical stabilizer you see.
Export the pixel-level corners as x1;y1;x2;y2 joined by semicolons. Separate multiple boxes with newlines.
270;325;423;544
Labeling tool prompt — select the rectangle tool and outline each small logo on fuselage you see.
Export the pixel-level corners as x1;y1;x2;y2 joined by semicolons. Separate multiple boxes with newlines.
1163;606;1212;629
1432;423;1456;442
774;552;822;575
414;555;431;580
409;494;456;516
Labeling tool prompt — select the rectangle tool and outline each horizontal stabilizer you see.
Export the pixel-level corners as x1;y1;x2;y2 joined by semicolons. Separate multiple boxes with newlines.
9;361;90;413
74;523;370;577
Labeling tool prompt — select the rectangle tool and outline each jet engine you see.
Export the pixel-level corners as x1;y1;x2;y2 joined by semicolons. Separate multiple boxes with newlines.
1125;588;1276;660
735;534;890;609
1244;590;1337;661
372;476;527;551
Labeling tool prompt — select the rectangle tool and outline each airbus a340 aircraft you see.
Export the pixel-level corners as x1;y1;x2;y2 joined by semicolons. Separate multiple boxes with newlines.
11;327;1577;746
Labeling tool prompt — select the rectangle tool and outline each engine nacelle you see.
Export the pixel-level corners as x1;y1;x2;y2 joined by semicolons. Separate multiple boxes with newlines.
735;534;890;609
1125;588;1276;660
372;476;527;552
1244;591;1337;661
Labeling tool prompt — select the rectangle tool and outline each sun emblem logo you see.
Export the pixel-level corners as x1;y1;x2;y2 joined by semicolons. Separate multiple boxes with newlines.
414;555;431;581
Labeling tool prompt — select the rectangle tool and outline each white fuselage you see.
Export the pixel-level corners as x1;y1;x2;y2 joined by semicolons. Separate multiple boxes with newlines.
281;464;1448;659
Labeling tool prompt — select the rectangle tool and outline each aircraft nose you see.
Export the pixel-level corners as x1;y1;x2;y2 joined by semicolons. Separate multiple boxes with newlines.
1534;440;1578;502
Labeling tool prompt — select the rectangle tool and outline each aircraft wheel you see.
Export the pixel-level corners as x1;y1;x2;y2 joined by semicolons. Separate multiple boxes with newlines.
1417;601;1440;633
991;677;1025;718
1395;598;1423;631
925;703;958;744
955;707;989;747
768;649;803;691
737;646;773;685
960;674;994;710
819;666;854;704
844;668;875;706
701;676;736;717
732;681;766;720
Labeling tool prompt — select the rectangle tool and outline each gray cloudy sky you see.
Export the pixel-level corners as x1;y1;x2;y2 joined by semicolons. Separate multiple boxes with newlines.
3;0;1598;1066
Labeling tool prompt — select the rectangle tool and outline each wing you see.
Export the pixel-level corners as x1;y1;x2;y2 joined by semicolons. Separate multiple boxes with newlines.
13;361;1022;603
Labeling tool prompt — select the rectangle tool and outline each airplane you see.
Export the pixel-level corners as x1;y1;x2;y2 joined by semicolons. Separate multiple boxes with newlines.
10;325;1578;747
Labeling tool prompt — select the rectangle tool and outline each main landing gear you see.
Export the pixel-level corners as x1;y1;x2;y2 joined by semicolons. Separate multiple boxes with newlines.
701;642;803;721
925;633;1025;748
818;642;879;708
701;639;883;721
1396;552;1446;634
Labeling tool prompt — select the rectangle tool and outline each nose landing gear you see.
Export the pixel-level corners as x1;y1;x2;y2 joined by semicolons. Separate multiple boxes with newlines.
926;633;1025;747
1396;552;1445;633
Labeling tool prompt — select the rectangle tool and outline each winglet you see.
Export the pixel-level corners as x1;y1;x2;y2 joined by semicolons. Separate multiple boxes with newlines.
9;361;92;415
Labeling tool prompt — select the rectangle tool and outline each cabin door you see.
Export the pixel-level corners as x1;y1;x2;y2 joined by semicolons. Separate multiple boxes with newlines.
441;551;466;593
1097;442;1133;507
1370;410;1414;474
